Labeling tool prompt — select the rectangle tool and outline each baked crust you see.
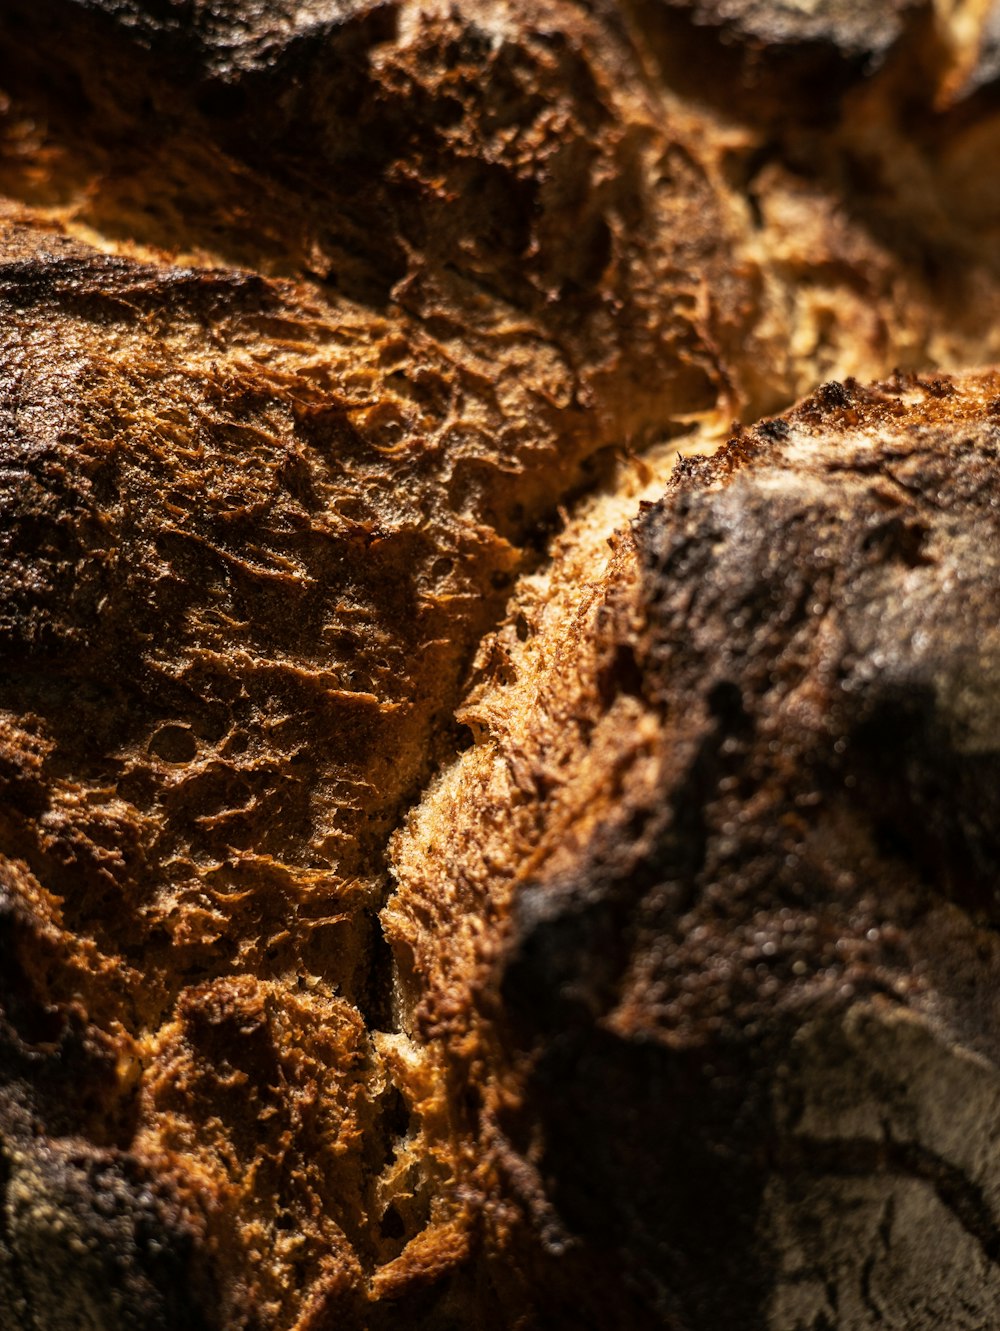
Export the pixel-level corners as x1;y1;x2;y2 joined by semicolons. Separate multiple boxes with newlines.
0;3;999;1329
392;370;1000;1326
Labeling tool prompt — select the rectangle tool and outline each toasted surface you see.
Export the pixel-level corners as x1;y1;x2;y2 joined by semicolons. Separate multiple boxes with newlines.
1;1;1000;1329
391;371;1000;1327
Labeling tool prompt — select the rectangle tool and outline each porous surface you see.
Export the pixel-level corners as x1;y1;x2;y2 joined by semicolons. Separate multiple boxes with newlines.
391;372;1000;1328
1;1;1000;1329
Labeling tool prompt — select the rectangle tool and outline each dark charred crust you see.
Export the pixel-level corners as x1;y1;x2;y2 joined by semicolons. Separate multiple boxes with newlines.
0;234;271;313
493;372;1000;1326
0;1135;219;1331
634;372;1000;919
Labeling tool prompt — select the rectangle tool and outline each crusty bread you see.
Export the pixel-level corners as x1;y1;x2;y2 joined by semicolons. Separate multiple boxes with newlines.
394;368;1000;1326
1;3;1000;1329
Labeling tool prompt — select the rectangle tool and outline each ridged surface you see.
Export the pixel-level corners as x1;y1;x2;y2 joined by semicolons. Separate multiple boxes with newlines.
0;2;999;1328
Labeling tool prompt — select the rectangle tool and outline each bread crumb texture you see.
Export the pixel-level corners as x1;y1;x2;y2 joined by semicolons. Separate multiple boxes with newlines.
0;2;999;1329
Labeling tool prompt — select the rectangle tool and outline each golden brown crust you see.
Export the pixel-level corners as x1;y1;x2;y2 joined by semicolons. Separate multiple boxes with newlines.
2;2;1000;1328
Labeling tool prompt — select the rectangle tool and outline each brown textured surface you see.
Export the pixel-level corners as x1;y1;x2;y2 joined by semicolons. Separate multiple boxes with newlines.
1;1;1000;1329
392;372;1000;1327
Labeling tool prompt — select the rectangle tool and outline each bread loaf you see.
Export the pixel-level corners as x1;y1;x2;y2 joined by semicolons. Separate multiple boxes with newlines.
1;3;1000;1328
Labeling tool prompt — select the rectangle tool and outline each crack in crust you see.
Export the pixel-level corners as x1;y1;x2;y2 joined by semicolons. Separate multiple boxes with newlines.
390;372;1000;1328
2;1;1000;1328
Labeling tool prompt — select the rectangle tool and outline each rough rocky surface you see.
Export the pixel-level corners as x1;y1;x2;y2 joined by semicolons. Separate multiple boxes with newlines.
0;1;1000;1329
